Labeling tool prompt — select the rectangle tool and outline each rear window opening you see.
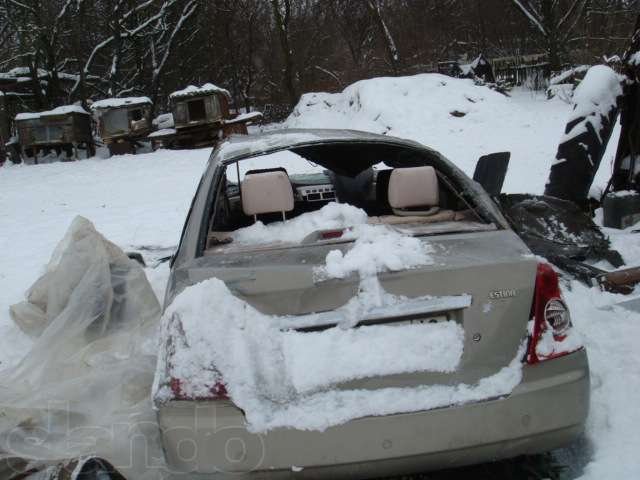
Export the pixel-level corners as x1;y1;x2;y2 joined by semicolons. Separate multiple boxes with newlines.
188;99;206;121
204;146;494;253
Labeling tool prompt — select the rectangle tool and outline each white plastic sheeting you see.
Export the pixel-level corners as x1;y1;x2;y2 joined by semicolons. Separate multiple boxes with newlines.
0;217;163;479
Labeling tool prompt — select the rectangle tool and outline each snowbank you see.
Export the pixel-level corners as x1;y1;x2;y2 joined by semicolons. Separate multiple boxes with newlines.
564;280;640;480
283;73;575;194
285;73;504;135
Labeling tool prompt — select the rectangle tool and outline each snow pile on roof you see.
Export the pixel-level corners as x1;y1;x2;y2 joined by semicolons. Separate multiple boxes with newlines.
15;105;89;121
233;202;368;244
90;96;151;110
169;83;230;100
562;65;624;143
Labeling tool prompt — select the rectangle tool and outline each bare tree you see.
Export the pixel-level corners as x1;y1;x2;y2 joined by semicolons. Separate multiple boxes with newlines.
271;0;299;107
511;0;591;69
367;0;400;73
0;0;637;115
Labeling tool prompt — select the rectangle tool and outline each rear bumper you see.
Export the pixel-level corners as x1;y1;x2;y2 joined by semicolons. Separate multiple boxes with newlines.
158;350;589;479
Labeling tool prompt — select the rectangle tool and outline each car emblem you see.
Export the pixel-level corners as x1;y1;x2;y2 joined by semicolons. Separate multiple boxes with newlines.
489;289;517;299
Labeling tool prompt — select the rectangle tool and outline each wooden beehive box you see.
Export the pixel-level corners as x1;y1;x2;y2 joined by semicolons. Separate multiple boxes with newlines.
91;97;152;143
169;84;231;130
15;106;91;148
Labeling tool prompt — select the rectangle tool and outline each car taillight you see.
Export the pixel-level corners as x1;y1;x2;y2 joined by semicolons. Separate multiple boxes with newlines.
170;377;229;401
322;229;344;239
526;262;580;364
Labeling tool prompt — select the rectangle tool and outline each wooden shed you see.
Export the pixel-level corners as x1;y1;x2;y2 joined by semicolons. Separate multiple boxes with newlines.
150;83;261;149
91;96;152;155
14;105;94;163
171;83;231;128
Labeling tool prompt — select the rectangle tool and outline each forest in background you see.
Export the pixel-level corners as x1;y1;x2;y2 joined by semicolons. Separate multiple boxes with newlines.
0;0;637;117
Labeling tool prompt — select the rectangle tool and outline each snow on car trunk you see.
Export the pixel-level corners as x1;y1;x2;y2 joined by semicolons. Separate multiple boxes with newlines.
232;202;368;244
156;220;462;404
158;277;465;394
155;208;535;433
156;272;530;433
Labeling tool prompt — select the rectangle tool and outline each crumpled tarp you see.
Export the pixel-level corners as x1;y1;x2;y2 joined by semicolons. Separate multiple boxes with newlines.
0;216;164;479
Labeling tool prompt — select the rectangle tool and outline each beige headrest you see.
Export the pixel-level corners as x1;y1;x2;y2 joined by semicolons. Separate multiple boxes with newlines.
388;166;439;209
241;170;294;216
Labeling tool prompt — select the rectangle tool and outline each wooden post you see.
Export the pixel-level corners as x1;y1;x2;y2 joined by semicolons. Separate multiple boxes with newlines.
609;14;640;192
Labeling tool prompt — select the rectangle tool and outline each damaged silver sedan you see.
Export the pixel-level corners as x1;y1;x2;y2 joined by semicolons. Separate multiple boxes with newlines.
154;129;589;479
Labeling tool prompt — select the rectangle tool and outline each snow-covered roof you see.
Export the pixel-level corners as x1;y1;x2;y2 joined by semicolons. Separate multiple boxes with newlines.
222;111;262;125
90;96;152;110
7;67;32;76
15;105;90;121
0;67;79;82
148;128;177;138
169;83;231;100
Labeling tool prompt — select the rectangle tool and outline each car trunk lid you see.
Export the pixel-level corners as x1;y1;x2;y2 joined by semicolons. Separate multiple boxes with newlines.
172;229;536;390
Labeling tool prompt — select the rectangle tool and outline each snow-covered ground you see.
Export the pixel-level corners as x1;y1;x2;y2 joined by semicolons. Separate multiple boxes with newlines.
1;76;638;478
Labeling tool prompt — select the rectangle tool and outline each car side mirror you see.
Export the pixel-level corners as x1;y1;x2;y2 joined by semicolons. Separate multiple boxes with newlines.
473;152;510;197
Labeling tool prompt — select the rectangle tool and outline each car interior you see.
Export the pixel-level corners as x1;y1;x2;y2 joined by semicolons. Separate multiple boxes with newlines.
204;144;493;251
